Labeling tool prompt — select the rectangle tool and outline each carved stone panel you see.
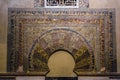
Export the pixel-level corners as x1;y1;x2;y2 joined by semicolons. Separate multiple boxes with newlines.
34;0;89;8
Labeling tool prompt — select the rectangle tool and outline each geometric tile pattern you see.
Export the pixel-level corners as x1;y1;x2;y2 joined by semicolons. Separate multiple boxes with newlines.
7;8;117;75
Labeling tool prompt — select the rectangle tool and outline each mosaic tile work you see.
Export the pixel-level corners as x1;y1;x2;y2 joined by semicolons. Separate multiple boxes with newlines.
7;8;116;75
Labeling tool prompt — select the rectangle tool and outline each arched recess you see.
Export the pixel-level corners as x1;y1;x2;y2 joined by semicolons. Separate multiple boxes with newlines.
46;50;77;77
28;28;95;75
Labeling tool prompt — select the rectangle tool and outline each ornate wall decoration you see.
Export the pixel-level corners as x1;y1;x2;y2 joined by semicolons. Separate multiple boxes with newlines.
7;8;116;75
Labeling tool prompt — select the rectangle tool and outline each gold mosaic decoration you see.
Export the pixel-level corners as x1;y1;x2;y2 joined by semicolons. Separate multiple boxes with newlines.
7;8;117;75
